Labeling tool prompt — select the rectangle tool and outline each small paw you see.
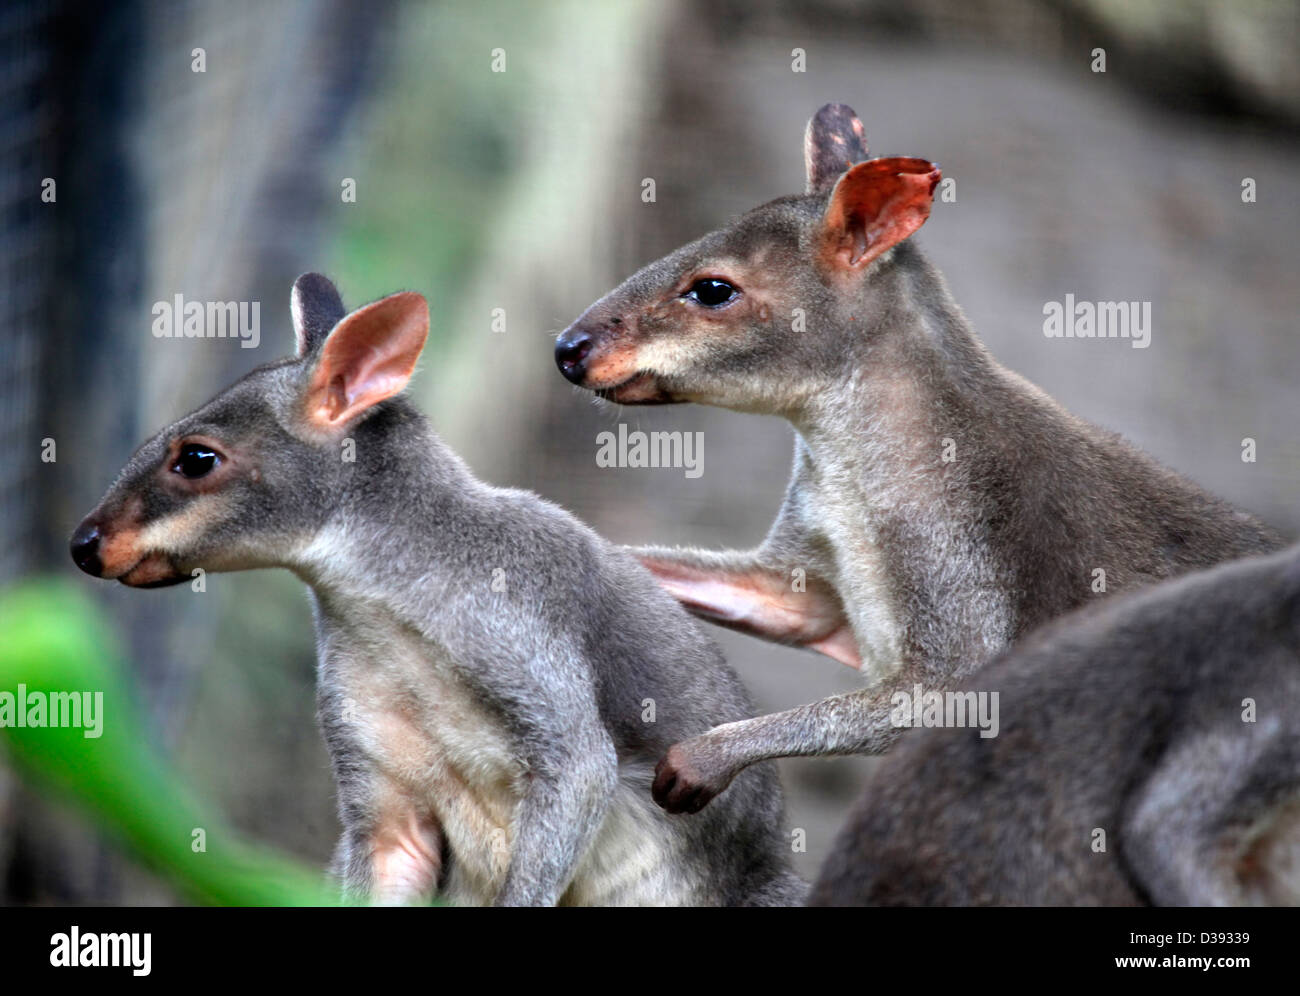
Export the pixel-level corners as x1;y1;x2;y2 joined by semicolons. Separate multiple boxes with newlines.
652;741;732;814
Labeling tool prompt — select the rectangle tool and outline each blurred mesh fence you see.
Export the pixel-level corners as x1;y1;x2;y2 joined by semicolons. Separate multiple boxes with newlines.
2;0;389;903
0;1;49;587
0;0;53;897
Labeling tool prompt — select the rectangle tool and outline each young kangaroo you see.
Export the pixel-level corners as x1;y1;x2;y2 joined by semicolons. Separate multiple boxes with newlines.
69;274;804;906
555;103;1283;813
811;543;1300;906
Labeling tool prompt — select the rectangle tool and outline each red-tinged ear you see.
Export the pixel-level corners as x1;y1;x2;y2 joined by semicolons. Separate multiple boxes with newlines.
304;291;428;429
818;157;941;273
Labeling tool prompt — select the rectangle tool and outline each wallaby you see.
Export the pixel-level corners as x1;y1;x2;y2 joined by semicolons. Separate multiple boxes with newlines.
811;543;1300;906
555;102;1283;813
69;274;804;907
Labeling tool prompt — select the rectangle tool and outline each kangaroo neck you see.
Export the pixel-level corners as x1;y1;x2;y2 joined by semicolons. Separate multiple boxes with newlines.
783;278;1021;671
789;269;999;508
291;412;480;600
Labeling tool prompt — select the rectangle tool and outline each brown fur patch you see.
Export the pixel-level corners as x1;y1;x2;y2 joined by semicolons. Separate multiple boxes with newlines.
97;495;145;577
583;339;643;389
119;552;180;586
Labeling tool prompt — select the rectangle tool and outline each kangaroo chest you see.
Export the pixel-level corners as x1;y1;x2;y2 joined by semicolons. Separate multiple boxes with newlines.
788;429;1014;680
789;479;906;682
310;597;698;905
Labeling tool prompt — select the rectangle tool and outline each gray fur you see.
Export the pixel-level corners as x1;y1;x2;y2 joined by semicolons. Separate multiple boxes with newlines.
811;543;1300;906
556;103;1284;812
73;277;803;907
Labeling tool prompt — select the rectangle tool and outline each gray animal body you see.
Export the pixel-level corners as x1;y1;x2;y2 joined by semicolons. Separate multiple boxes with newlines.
71;275;803;906
555;102;1283;813
812;544;1300;906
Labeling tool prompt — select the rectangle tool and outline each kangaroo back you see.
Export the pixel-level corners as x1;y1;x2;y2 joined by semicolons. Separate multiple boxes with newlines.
811;544;1300;906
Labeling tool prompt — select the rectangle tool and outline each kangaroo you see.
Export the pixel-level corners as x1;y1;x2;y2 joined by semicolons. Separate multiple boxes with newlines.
811;543;1300;906
70;274;804;907
555;102;1283;814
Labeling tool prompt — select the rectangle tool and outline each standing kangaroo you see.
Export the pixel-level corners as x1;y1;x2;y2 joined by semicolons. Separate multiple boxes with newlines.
812;543;1300;906
555;103;1283;813
70;274;804;907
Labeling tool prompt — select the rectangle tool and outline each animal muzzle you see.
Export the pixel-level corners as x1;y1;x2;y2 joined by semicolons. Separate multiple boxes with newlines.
69;514;186;587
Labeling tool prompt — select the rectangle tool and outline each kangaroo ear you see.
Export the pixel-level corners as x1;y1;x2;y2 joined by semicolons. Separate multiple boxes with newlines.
804;103;870;194
304;291;428;428
818;157;941;273
291;273;346;358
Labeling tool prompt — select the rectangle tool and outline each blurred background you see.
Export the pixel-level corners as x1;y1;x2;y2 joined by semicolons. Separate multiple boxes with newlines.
1;0;1297;902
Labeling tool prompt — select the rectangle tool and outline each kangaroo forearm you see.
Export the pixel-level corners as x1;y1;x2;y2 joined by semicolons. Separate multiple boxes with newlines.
629;543;763;573
651;683;910;814
496;759;616;906
710;686;906;765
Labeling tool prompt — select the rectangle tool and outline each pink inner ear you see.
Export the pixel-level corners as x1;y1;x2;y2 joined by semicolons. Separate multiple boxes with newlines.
823;157;941;271
307;292;429;427
320;374;349;421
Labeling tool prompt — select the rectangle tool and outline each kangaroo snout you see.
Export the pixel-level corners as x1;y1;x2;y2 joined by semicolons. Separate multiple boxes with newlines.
69;500;187;588
554;320;672;404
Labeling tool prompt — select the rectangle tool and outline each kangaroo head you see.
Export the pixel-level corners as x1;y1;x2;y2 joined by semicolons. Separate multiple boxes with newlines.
70;275;429;587
555;103;940;414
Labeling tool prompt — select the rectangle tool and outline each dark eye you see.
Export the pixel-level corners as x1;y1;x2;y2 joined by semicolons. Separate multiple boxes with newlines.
172;443;221;479
685;278;738;308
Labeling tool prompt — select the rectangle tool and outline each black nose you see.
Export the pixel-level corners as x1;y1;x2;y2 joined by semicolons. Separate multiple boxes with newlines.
70;521;103;577
555;330;593;384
